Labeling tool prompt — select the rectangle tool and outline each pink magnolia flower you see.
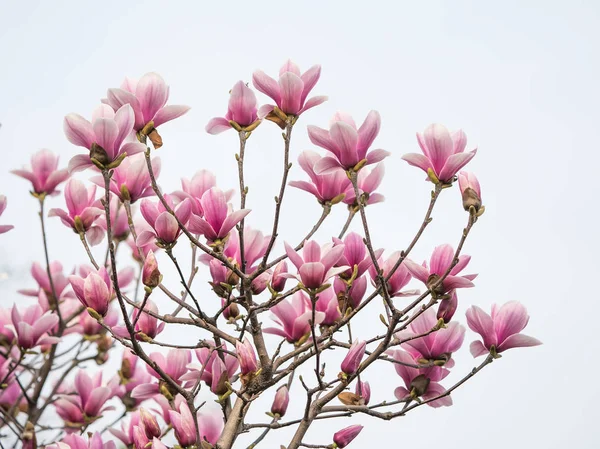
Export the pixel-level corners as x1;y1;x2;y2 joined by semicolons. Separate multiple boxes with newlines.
49;179;105;245
252;59;327;119
402;124;477;184
142;250;162;289
271;260;288;292
308;111;390;174
173;169;234;216
109;412;140;446
9;304;59;349
139;407;161;439
368;252;418;297
64;104;146;172
0;195;13;234
315;286;341;325
206;80;260;134
113;299;165;339
188;187;250;243
182;343;239;396
271;385;290;417
95;196;130;241
284;240;348;289
68;267;113;317
458;171;483;212
389;349;451;408
396;307;465;370
466;301;542;357
11;149;69;196
54;371;115;430
251;270;271;295
127;218;159;262
18;261;72;302
343;162;386;206
114;352;153;408
168;401;223;447
404;244;477;296
91;154;161;203
236;339;259;375
54;433;117;449
355;380;371;405
333;425;363;448
438;290;459;323
106;72;190;132
289;150;351;204
77;305;118;337
341;340;366;375
333;232;381;280
333;275;367;311
224;226;270;270
264;291;325;343
147;349;191;384
137;195;192;246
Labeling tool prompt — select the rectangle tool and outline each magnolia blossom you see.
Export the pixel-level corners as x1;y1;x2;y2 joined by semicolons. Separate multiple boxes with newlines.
137;195;192;246
54;371;116;430
11;149;69;196
131;349;191;399
95;196;129;241
466;301;541;357
0;195;13;234
142;250;161;289
284;240;348;289
9;304;59;349
182;342;239;395
289;150;351;204
333;232;381;280
168;401;223;447
396;307;465;370
264;291;325;343
341;340;366;375
308;111;390;173
333;425;364;448
68;267;113;317
109;412;140;446
49;179;105;245
271;385;290;417
106;72;190;132
402;124;477;184
315;286;342;325
188;187;250;243
64;104;146;172
18;261;72;302
355;380;371;405
404;244;477;296
389;349;451;408
271;260;288;292
50;433;117;449
113;299;164;339
343;162;385;206
224;226;270;270
458;171;483;212
368;251;418;297
236;339;259;376
173;169;234;216
253;59;327;119
91;154;160;203
206;80;260;133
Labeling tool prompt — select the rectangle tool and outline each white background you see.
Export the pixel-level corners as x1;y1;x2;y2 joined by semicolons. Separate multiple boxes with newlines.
0;1;598;448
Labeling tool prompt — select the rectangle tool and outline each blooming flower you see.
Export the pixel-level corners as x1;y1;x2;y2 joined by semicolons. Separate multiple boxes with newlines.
106;72;190;134
18;261;72;303
11;149;69;196
458;171;483;213
315;286;341;325
64;104;146;172
109;412;140;446
206;80;260;134
173;169;234;216
187;187;250;244
343;162;385;206
389;349;451;408
283;240;348;289
224;226;270;270
404;244;477;297
466;301;542;357
9;304;59;349
341;340;366;375
308;111;390;173
52;432;117;449
168;401;223;447
0;195;13;234
182;342;239;395
402;124;477;184
68;267;113;317
252;59;327;121
333;232;381;280
49;179;105;245
236;339;259;376
333;425;363;448
95;196;130;242
396;307;465;369
137;195;192;247
333;275;367;311
289;150;351;204
264;291;325;343
368;251;417;297
91;153;160;203
113;299;165;340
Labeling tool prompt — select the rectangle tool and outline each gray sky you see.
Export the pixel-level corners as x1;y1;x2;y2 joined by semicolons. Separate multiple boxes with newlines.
0;1;598;448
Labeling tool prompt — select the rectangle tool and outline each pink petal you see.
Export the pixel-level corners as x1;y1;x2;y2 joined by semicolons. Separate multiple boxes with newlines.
329;121;359;166
401;153;431;173
278;72;303;115
307;125;337;154
83;387;112;416
498;333;542;352
107;88;144;129
493;301;530;343
357;110;381;153
153;104;191;127
314;156;342;175
298;95;328;114
403;259;429;284
64;114;94;148
443;275;474;290
136;72;168;123
365;149;390;165
423;124;453;175
120;142;147;157
218;209;251;239
67;154;92;174
155;212;179;243
284;242;304;270
430;244;454;276
466;306;497;348
92;118;118;160
437;150;477;183
113;104;135;150
469;340;489;358
299;262;325;288
252;70;281;104
300;65;321;104
205;117;232;135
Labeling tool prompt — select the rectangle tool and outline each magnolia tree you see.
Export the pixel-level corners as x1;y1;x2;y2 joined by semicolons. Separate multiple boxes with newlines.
0;61;541;449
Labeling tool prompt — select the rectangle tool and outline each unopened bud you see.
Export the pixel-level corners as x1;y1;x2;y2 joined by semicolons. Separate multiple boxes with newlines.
142;250;161;289
270;385;289;417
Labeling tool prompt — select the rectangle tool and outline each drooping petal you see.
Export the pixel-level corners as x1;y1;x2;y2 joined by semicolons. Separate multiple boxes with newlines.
153;105;191;127
205;117;232;135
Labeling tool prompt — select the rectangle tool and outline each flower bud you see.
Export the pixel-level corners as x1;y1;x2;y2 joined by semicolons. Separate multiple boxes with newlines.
271;261;288;292
236;339;259;376
355;381;370;405
458;171;482;213
69;268;112;317
251;271;271;295
133;425;150;449
139;407;161;439
221;298;240;322
270;385;289;417
437;291;458;323
142;250;161;289
410;374;430;397
340;340;366;375
333;425;363;448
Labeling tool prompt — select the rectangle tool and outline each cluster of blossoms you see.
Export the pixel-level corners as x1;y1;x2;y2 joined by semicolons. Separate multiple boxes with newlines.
0;60;540;449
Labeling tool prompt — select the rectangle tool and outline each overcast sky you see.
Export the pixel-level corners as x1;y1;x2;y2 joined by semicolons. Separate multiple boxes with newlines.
0;1;598;448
